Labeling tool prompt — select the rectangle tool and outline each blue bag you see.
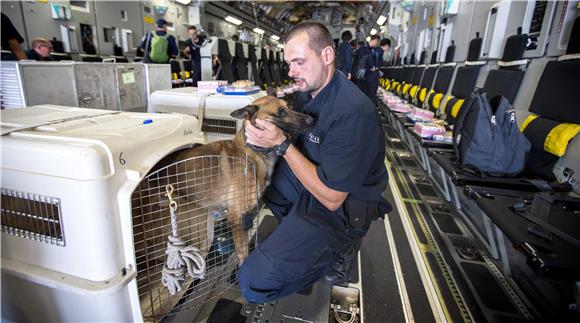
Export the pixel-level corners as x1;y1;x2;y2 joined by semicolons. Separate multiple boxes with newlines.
453;89;531;176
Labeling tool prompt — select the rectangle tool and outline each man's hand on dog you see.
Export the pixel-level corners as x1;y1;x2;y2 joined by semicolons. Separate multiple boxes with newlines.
245;119;286;148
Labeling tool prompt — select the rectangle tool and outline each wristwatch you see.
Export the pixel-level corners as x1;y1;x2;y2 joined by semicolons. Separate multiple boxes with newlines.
274;137;291;156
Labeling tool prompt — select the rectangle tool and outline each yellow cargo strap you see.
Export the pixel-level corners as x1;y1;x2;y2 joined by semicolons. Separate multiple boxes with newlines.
450;99;465;118
403;83;412;95
520;114;539;132
396;83;404;95
432;93;444;110
544;123;580;157
409;85;419;99
419;88;433;103
520;114;580;157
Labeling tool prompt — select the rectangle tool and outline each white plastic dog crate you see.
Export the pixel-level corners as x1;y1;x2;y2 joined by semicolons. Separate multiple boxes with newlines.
148;87;266;142
1;105;259;322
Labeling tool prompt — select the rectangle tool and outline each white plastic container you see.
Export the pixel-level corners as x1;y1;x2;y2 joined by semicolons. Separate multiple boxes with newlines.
148;87;266;142
1;105;205;322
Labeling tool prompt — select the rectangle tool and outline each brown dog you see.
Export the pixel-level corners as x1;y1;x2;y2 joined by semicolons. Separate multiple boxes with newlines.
170;95;313;264
132;96;314;277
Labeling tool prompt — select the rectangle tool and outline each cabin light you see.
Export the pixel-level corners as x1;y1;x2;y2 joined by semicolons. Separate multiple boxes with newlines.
270;35;280;41
175;0;192;5
253;27;265;34
366;36;371;42
370;28;378;35
225;15;242;26
277;44;284;49
377;15;387;25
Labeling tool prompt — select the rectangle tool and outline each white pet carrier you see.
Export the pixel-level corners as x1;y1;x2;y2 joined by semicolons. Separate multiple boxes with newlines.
148;87;266;142
1;105;260;322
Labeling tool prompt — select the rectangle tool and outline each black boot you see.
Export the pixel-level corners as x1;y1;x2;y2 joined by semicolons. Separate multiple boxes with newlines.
324;240;361;286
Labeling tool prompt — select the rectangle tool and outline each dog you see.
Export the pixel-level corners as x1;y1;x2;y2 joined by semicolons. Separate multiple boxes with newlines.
168;95;314;265
132;96;314;278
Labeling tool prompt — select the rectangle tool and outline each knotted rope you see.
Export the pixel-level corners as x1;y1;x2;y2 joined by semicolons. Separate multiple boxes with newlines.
161;185;207;295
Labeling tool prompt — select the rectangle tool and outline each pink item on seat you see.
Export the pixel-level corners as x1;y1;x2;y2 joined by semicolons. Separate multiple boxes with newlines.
413;123;446;138
408;108;434;122
389;102;412;113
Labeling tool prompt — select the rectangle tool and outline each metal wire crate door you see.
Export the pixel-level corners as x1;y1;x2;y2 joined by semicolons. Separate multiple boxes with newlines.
131;155;260;321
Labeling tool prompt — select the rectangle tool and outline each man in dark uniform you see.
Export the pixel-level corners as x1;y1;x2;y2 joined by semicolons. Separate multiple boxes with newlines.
336;30;353;80
354;35;382;104
184;25;203;87
238;21;391;303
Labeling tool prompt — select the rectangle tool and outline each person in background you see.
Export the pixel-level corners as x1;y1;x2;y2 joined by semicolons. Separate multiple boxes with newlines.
380;38;391;66
1;13;27;60
354;35;381;104
26;37;55;61
184;25;203;87
336;30;353;80
139;19;178;64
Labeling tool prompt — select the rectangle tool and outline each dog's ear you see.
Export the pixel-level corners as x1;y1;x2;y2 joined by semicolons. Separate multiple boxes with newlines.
266;87;277;97
230;104;259;119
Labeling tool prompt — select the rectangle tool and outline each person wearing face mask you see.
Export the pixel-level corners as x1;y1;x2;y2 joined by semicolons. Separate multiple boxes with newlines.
237;21;391;303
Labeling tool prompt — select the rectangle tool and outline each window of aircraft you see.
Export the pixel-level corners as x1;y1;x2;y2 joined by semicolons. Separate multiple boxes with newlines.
70;1;89;13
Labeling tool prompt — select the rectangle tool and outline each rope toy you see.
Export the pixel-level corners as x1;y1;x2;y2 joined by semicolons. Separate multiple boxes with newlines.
161;185;207;296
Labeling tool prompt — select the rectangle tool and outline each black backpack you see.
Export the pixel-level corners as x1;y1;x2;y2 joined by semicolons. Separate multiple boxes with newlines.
453;89;531;176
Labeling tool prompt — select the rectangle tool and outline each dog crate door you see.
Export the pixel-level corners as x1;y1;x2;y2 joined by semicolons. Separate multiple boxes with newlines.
131;155;260;321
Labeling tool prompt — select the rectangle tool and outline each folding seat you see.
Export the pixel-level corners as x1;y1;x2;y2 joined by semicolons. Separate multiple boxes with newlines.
269;50;281;86
415;58;437;107
259;48;273;88
217;39;235;83
234;42;248;80
405;51;427;103
248;45;262;88
444;34;485;125
424;42;456;113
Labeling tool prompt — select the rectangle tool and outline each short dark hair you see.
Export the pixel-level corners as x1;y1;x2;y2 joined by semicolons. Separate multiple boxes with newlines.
341;30;353;42
370;35;380;41
284;21;334;53
380;38;391;47
187;25;197;31
156;18;167;28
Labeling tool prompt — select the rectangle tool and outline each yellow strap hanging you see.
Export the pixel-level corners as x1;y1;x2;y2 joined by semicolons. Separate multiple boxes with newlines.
520;114;539;132
432;93;444;109
544;123;580;157
420;88;434;103
409;85;419;99
450;99;465;118
403;83;412;95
